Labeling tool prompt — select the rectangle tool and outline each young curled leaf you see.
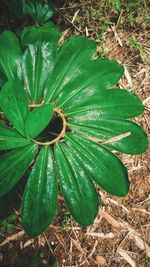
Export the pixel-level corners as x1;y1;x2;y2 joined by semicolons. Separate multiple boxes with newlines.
25;103;53;138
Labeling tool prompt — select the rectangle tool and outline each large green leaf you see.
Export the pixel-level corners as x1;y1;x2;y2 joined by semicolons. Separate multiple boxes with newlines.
44;36;98;103
25;103;53;138
56;60;124;109
21;22;57;45
25;0;55;23
22;23;59;103
0;68;7;88
0;31;22;80
0;123;31;150
22;146;57;236
2;0;55;22
65;89;144;118
55;142;99;226
69;118;148;155
1;80;29;136
65;133;129;196
0;144;38;197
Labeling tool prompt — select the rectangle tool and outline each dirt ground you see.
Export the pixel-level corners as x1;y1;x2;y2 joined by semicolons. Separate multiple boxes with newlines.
0;1;150;266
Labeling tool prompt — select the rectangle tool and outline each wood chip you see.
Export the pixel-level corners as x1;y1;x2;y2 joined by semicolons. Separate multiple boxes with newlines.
124;66;132;85
103;132;131;144
128;232;150;258
0;230;25;247
99;209;120;228
38;236;46;247
118;248;136;267
59;29;70;45
85;27;89;36
96;255;106;266
71;10;80;24
132;208;150;215
86;232;115;238
88;240;98;258
111;26;123;47
121;222;150;258
86;132;131;144
23;239;34;249
106;198;129;213
143;96;150;105
54;233;67;250
71;238;86;255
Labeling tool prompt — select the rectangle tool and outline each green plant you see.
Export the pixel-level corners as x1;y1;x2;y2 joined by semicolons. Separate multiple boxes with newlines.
0;23;148;236
108;0;121;12
1;0;55;23
125;0;144;11
124;0;146;27
128;12;136;27
127;37;150;63
0;213;17;232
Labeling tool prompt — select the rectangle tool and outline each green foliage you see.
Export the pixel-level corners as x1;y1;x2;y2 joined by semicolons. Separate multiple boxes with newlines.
22;146;57;235
1;0;55;23
0;31;22;82
1;80;29;136
125;0;144;11
123;0;148;27
0;213;17;233
108;0;121;12
25;0;55;23
0;23;148;236
127;37;150;64
88;6;113;41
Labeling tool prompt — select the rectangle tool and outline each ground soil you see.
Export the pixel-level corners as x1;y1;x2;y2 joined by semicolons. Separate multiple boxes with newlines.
0;1;150;266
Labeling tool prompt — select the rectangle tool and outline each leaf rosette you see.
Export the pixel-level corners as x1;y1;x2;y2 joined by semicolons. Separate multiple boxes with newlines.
0;23;148;236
